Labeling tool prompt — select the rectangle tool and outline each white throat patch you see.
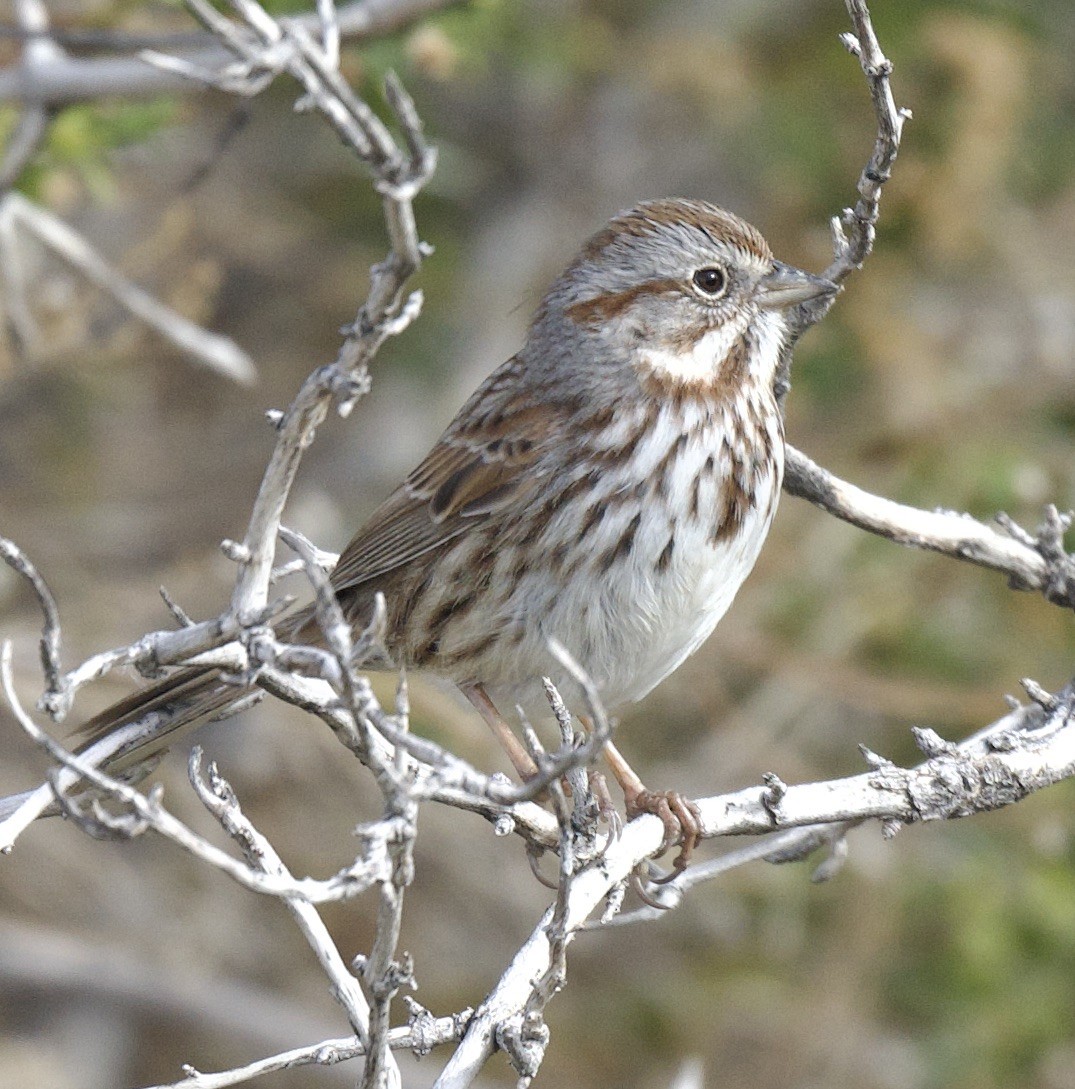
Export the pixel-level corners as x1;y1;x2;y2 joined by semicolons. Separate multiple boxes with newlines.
639;319;745;384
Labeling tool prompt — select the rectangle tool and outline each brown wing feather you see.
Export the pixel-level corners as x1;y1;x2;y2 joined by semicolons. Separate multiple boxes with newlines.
329;359;562;596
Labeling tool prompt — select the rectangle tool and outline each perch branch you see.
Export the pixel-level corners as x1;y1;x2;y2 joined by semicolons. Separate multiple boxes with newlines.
784;447;1075;609
437;680;1075;1082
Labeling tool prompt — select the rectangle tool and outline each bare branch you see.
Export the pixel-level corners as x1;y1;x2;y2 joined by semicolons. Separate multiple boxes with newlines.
0;535;64;708
0;642;397;898
784;447;1075;608
778;0;908;390
188;749;376;1042
825;0;910;284
0;192;257;382
3;4;1070;1087
0;105;48;192
438;683;1075;1081
142;1007;472;1089
183;14;434;629
1;0;61;193
0;0;466;106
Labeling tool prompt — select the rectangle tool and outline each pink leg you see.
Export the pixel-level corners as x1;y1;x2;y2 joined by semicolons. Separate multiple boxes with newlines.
460;682;539;781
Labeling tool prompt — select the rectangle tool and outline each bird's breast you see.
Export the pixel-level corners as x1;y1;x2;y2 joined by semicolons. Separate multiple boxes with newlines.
481;390;785;708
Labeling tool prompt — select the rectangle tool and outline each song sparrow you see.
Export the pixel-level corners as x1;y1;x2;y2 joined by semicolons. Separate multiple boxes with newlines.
20;199;836;863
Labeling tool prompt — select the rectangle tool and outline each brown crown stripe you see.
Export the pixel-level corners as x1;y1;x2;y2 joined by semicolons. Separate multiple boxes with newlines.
640;201;770;261
567;277;681;327
579;199;771;266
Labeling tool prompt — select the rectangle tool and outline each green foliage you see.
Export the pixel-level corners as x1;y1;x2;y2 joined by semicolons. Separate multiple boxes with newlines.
11;98;177;200
792;321;870;411
887;837;1075;1088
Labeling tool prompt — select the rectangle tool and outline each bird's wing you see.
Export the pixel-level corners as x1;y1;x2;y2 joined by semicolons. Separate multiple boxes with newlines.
329;362;560;594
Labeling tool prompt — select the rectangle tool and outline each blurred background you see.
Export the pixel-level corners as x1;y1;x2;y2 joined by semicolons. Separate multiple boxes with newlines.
1;0;1074;1086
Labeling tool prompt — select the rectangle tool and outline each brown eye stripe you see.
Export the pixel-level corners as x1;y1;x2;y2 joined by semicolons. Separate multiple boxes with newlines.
566;277;681;326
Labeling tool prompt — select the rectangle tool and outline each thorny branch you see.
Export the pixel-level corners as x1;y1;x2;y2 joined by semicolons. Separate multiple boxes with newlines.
0;644;396;901
139;1005;474;1089
187;750;376;1043
1;1;1073;1088
777;0;908;389
433;681;1075;1085
778;1;1075;605
825;0;911;285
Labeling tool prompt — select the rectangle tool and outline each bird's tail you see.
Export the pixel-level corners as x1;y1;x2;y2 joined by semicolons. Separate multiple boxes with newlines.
0;666;248;827
76;665;243;763
0;602;330;832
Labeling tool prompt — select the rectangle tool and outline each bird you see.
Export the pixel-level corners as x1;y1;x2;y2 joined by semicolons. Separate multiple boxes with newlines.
4;198;836;866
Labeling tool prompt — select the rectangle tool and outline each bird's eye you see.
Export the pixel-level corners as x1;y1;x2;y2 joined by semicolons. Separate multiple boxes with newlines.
692;266;726;297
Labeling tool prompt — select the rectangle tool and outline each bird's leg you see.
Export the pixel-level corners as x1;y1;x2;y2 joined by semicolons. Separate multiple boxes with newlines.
602;739;702;878
586;768;622;839
460;682;540;781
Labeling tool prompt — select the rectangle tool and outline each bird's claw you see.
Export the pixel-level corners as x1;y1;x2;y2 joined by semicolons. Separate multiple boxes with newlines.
625;787;702;879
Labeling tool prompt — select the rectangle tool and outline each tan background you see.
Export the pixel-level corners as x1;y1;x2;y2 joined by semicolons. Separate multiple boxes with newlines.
1;0;1074;1086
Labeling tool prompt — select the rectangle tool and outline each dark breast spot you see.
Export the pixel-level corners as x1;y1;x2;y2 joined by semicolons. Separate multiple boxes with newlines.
599;511;642;574
710;478;752;544
577;502;607;542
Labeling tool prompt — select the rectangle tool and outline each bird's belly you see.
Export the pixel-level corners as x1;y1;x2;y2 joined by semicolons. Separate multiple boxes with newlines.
482;445;783;711
551;477;781;705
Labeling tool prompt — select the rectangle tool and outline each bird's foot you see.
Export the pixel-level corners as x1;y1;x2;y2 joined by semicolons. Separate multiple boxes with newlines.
624;787;702;880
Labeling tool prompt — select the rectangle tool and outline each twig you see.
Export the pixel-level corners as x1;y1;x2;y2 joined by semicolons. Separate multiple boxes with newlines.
0;191;257;382
778;0;908;389
502;773;576;1084
142;1008;473;1089
0;0;57;351
0;105;48;192
0;0;58;193
0;642;397;897
142;9;437;631
602;684;1075;925
436;682;1075;1082
188;750;375;1042
0;535;64;708
825;0;910;283
280;524;418;1089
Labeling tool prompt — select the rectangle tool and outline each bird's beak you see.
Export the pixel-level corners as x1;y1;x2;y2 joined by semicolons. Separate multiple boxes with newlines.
756;261;838;310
